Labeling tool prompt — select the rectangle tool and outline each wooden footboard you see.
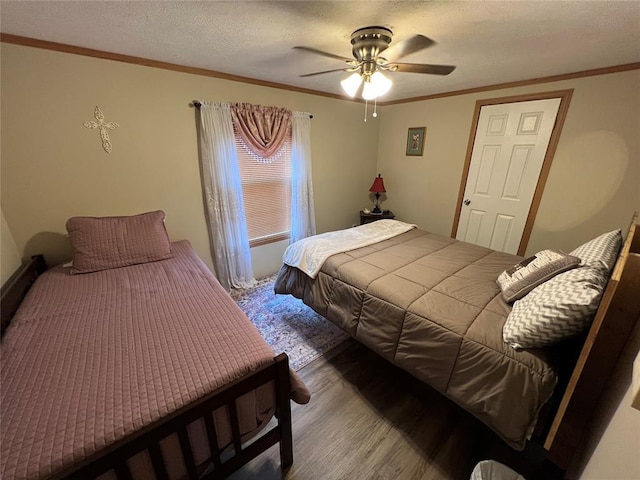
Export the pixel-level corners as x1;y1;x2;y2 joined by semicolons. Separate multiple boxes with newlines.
57;353;292;480
544;212;640;470
1;256;293;480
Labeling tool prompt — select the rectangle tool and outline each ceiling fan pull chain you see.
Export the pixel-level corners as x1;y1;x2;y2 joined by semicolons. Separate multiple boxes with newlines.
373;98;378;118
364;99;368;122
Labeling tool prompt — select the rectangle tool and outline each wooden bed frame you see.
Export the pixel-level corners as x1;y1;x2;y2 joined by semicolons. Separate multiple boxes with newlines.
0;258;294;480
543;212;640;470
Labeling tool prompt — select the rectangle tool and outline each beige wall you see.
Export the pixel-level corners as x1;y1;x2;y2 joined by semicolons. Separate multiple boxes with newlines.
1;208;22;285
377;69;640;256
569;321;640;480
0;43;379;273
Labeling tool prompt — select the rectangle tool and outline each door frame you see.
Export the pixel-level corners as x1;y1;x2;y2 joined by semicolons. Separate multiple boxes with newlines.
451;89;574;256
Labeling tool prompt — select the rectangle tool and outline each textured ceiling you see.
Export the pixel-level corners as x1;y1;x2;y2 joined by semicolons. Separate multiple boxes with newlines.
1;1;639;102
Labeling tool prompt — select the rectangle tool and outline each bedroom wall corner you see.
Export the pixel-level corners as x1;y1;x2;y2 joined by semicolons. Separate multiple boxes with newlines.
1;208;22;285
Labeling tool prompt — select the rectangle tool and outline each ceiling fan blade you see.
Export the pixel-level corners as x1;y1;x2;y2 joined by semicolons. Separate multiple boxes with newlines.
392;63;456;75
383;35;436;61
300;68;351;78
293;46;354;63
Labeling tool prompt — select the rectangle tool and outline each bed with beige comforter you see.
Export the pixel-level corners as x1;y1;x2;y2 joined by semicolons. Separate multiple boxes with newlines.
275;223;557;449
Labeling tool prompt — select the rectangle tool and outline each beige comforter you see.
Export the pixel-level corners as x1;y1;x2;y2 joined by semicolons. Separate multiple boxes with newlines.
275;227;557;449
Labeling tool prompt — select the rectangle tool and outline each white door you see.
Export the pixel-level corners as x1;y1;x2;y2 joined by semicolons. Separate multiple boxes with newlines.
456;98;561;254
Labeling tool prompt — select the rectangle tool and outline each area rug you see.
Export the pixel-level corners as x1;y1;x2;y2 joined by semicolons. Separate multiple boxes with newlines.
230;275;348;371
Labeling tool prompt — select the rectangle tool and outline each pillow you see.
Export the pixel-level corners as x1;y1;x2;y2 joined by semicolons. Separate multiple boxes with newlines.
497;250;581;303
66;210;173;274
503;266;608;349
502;228;623;350
570;229;622;276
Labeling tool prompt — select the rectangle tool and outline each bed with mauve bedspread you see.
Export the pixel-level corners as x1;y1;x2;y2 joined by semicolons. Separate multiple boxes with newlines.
1;240;309;480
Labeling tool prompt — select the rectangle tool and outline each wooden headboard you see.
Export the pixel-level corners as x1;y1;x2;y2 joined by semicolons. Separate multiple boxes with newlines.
544;212;640;469
0;255;47;337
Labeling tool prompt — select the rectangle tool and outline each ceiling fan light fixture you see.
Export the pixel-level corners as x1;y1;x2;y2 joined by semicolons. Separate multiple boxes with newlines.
362;71;392;100
298;25;455;104
340;72;363;97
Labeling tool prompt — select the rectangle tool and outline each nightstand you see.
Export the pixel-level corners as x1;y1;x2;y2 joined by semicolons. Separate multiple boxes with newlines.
360;210;395;225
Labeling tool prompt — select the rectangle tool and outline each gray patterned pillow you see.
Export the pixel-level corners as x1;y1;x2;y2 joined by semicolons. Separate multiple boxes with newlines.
570;229;622;275
497;250;581;303
503;266;607;349
503;229;623;349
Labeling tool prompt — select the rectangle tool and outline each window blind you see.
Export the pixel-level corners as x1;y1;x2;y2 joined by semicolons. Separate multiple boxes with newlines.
235;127;292;247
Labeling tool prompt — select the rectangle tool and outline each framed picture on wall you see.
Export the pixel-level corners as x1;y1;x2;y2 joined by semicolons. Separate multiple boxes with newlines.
406;127;426;156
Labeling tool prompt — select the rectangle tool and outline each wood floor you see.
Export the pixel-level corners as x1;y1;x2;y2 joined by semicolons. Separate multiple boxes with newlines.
230;339;562;480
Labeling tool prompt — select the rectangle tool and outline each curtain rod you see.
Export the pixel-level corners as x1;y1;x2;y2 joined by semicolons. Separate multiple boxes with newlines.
191;101;313;118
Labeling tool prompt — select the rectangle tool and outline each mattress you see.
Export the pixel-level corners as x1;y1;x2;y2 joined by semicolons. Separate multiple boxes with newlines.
275;228;557;449
1;240;309;480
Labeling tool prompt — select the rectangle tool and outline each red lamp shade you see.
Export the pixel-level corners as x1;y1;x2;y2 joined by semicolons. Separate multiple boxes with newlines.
369;174;386;193
369;174;386;214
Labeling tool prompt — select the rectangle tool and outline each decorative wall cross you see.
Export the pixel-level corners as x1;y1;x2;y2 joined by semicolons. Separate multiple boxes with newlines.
83;106;119;153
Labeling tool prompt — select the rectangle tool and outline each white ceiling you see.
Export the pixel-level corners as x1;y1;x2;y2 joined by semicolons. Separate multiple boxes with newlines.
1;1;639;102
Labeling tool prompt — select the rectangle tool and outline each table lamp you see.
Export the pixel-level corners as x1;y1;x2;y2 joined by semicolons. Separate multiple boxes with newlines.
369;174;386;214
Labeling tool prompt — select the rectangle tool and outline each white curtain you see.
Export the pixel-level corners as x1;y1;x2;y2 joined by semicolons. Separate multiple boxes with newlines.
198;102;255;290
290;112;316;243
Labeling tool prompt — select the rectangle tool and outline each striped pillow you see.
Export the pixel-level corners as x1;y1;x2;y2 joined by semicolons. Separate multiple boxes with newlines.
503;266;606;349
503;229;622;349
570;229;622;275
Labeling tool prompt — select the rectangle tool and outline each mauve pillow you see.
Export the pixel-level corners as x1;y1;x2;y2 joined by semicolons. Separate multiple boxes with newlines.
66;210;173;274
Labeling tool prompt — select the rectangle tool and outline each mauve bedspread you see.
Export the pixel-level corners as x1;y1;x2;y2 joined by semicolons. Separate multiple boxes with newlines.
1;240;309;480
275;228;557;449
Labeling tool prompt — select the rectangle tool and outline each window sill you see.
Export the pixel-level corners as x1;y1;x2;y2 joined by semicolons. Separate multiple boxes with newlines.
249;232;290;248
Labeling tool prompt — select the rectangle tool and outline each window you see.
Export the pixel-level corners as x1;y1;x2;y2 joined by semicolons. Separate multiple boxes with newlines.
235;126;292;247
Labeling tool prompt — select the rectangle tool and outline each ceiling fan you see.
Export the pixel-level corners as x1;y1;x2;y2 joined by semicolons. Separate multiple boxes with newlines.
294;26;456;100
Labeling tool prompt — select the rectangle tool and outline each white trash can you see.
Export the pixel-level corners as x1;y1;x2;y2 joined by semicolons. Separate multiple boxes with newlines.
470;460;526;480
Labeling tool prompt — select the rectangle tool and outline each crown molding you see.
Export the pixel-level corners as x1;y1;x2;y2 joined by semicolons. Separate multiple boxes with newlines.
2;33;638;105
378;63;640;106
0;33;352;102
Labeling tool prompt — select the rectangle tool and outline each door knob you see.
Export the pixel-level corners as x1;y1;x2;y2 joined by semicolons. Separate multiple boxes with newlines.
464;199;471;206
